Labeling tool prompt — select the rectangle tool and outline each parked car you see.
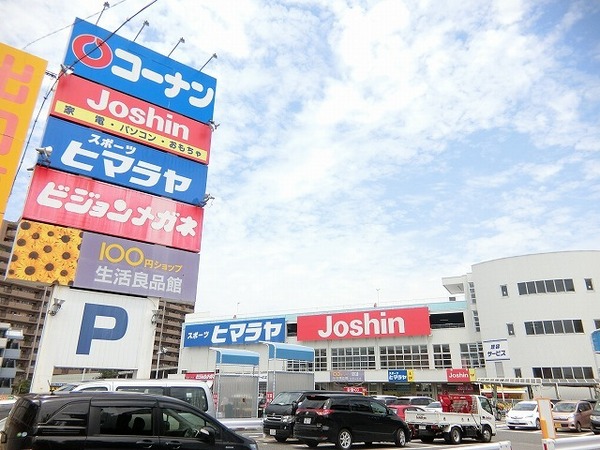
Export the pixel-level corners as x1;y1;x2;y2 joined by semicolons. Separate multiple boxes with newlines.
263;390;356;442
294;392;411;449
552;400;593;432
387;404;424;420
506;400;543;430
68;378;215;417
423;401;443;412
0;391;258;450
391;396;435;406
590;400;600;434
372;395;398;405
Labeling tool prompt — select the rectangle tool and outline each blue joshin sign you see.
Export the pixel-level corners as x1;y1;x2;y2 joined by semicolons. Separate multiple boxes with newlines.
184;318;286;347
40;116;207;205
63;18;217;123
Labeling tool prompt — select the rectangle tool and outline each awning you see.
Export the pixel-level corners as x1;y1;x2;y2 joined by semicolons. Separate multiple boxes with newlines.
210;348;259;366
264;342;315;362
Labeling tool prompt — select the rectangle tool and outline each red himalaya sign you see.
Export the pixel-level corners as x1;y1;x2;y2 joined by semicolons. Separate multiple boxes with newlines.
296;307;430;341
23;166;203;252
50;75;212;164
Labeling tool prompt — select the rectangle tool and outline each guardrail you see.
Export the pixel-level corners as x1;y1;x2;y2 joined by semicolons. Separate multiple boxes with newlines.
221;418;262;431
460;442;512;450
541;435;600;450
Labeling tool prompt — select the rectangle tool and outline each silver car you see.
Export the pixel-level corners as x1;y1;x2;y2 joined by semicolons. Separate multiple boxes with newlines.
506;400;541;430
552;400;593;432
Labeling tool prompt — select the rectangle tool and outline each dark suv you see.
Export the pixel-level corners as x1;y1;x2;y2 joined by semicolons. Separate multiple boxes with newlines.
263;390;356;442
294;393;411;449
0;392;258;450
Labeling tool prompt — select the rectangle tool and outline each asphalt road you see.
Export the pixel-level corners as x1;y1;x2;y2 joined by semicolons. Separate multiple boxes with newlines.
237;422;599;450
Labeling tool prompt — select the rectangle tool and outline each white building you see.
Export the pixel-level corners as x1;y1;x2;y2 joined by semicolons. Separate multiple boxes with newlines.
179;251;600;402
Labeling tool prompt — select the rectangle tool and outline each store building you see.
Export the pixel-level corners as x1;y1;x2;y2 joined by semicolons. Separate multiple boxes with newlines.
179;251;600;402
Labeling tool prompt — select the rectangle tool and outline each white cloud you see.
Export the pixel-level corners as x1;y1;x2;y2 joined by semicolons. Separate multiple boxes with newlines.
2;0;599;317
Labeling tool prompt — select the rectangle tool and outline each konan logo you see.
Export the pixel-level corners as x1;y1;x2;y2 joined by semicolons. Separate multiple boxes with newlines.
296;307;431;341
318;312;404;338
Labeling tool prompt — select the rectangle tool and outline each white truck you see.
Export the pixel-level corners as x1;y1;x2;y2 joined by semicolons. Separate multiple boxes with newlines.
404;394;497;445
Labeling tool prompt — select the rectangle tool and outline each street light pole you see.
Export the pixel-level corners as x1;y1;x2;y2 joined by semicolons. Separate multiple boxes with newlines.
155;299;166;378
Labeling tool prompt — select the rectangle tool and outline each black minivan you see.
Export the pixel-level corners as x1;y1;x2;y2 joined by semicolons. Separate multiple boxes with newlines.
0;391;258;450
294;393;411;449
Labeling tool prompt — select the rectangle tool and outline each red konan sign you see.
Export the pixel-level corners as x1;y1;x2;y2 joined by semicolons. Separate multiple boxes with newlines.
296;307;430;341
23;166;203;252
50;75;212;164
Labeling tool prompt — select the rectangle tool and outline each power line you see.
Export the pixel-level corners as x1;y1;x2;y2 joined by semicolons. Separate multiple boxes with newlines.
22;0;129;50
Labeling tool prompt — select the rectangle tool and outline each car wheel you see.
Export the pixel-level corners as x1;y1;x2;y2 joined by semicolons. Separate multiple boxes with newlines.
305;440;319;448
575;422;582;433
480;425;492;443
275;436;288;443
394;428;407;447
336;429;353;450
535;419;541;430
449;427;462;445
508;426;515;430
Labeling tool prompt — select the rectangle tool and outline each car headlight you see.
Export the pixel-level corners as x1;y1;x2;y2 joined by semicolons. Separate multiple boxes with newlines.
248;441;259;450
282;415;294;423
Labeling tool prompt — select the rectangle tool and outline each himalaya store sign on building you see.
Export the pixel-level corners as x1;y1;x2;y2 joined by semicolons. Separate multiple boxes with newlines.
184;318;286;346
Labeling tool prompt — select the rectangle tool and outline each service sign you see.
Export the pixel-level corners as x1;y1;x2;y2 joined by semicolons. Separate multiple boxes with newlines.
23;166;203;252
50;75;212;164
41;116;208;205
74;232;199;303
183;318;286;347
62;19;217;123
482;339;510;361
296;307;431;341
0;43;47;219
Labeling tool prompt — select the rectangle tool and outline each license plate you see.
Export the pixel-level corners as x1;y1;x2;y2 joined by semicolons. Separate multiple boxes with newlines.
269;429;276;436
419;425;426;430
304;418;311;424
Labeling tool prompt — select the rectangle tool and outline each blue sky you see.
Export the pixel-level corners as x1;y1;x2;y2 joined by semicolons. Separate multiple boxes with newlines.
2;0;599;318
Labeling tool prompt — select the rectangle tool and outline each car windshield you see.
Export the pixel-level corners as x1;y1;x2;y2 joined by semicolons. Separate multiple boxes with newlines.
594;402;600;412
271;392;303;405
512;402;536;411
554;402;576;412
298;397;330;410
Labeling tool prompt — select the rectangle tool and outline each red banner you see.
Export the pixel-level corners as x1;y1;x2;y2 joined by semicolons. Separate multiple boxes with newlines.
50;75;212;164
184;372;215;381
297;307;430;341
446;369;472;383
23;167;203;252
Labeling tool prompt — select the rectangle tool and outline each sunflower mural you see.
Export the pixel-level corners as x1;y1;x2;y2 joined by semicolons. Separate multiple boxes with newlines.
7;220;83;285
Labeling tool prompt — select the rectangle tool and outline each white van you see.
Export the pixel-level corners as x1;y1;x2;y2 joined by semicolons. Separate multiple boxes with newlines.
70;378;215;417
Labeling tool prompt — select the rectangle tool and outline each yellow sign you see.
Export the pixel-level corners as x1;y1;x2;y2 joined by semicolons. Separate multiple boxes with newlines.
0;43;47;221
